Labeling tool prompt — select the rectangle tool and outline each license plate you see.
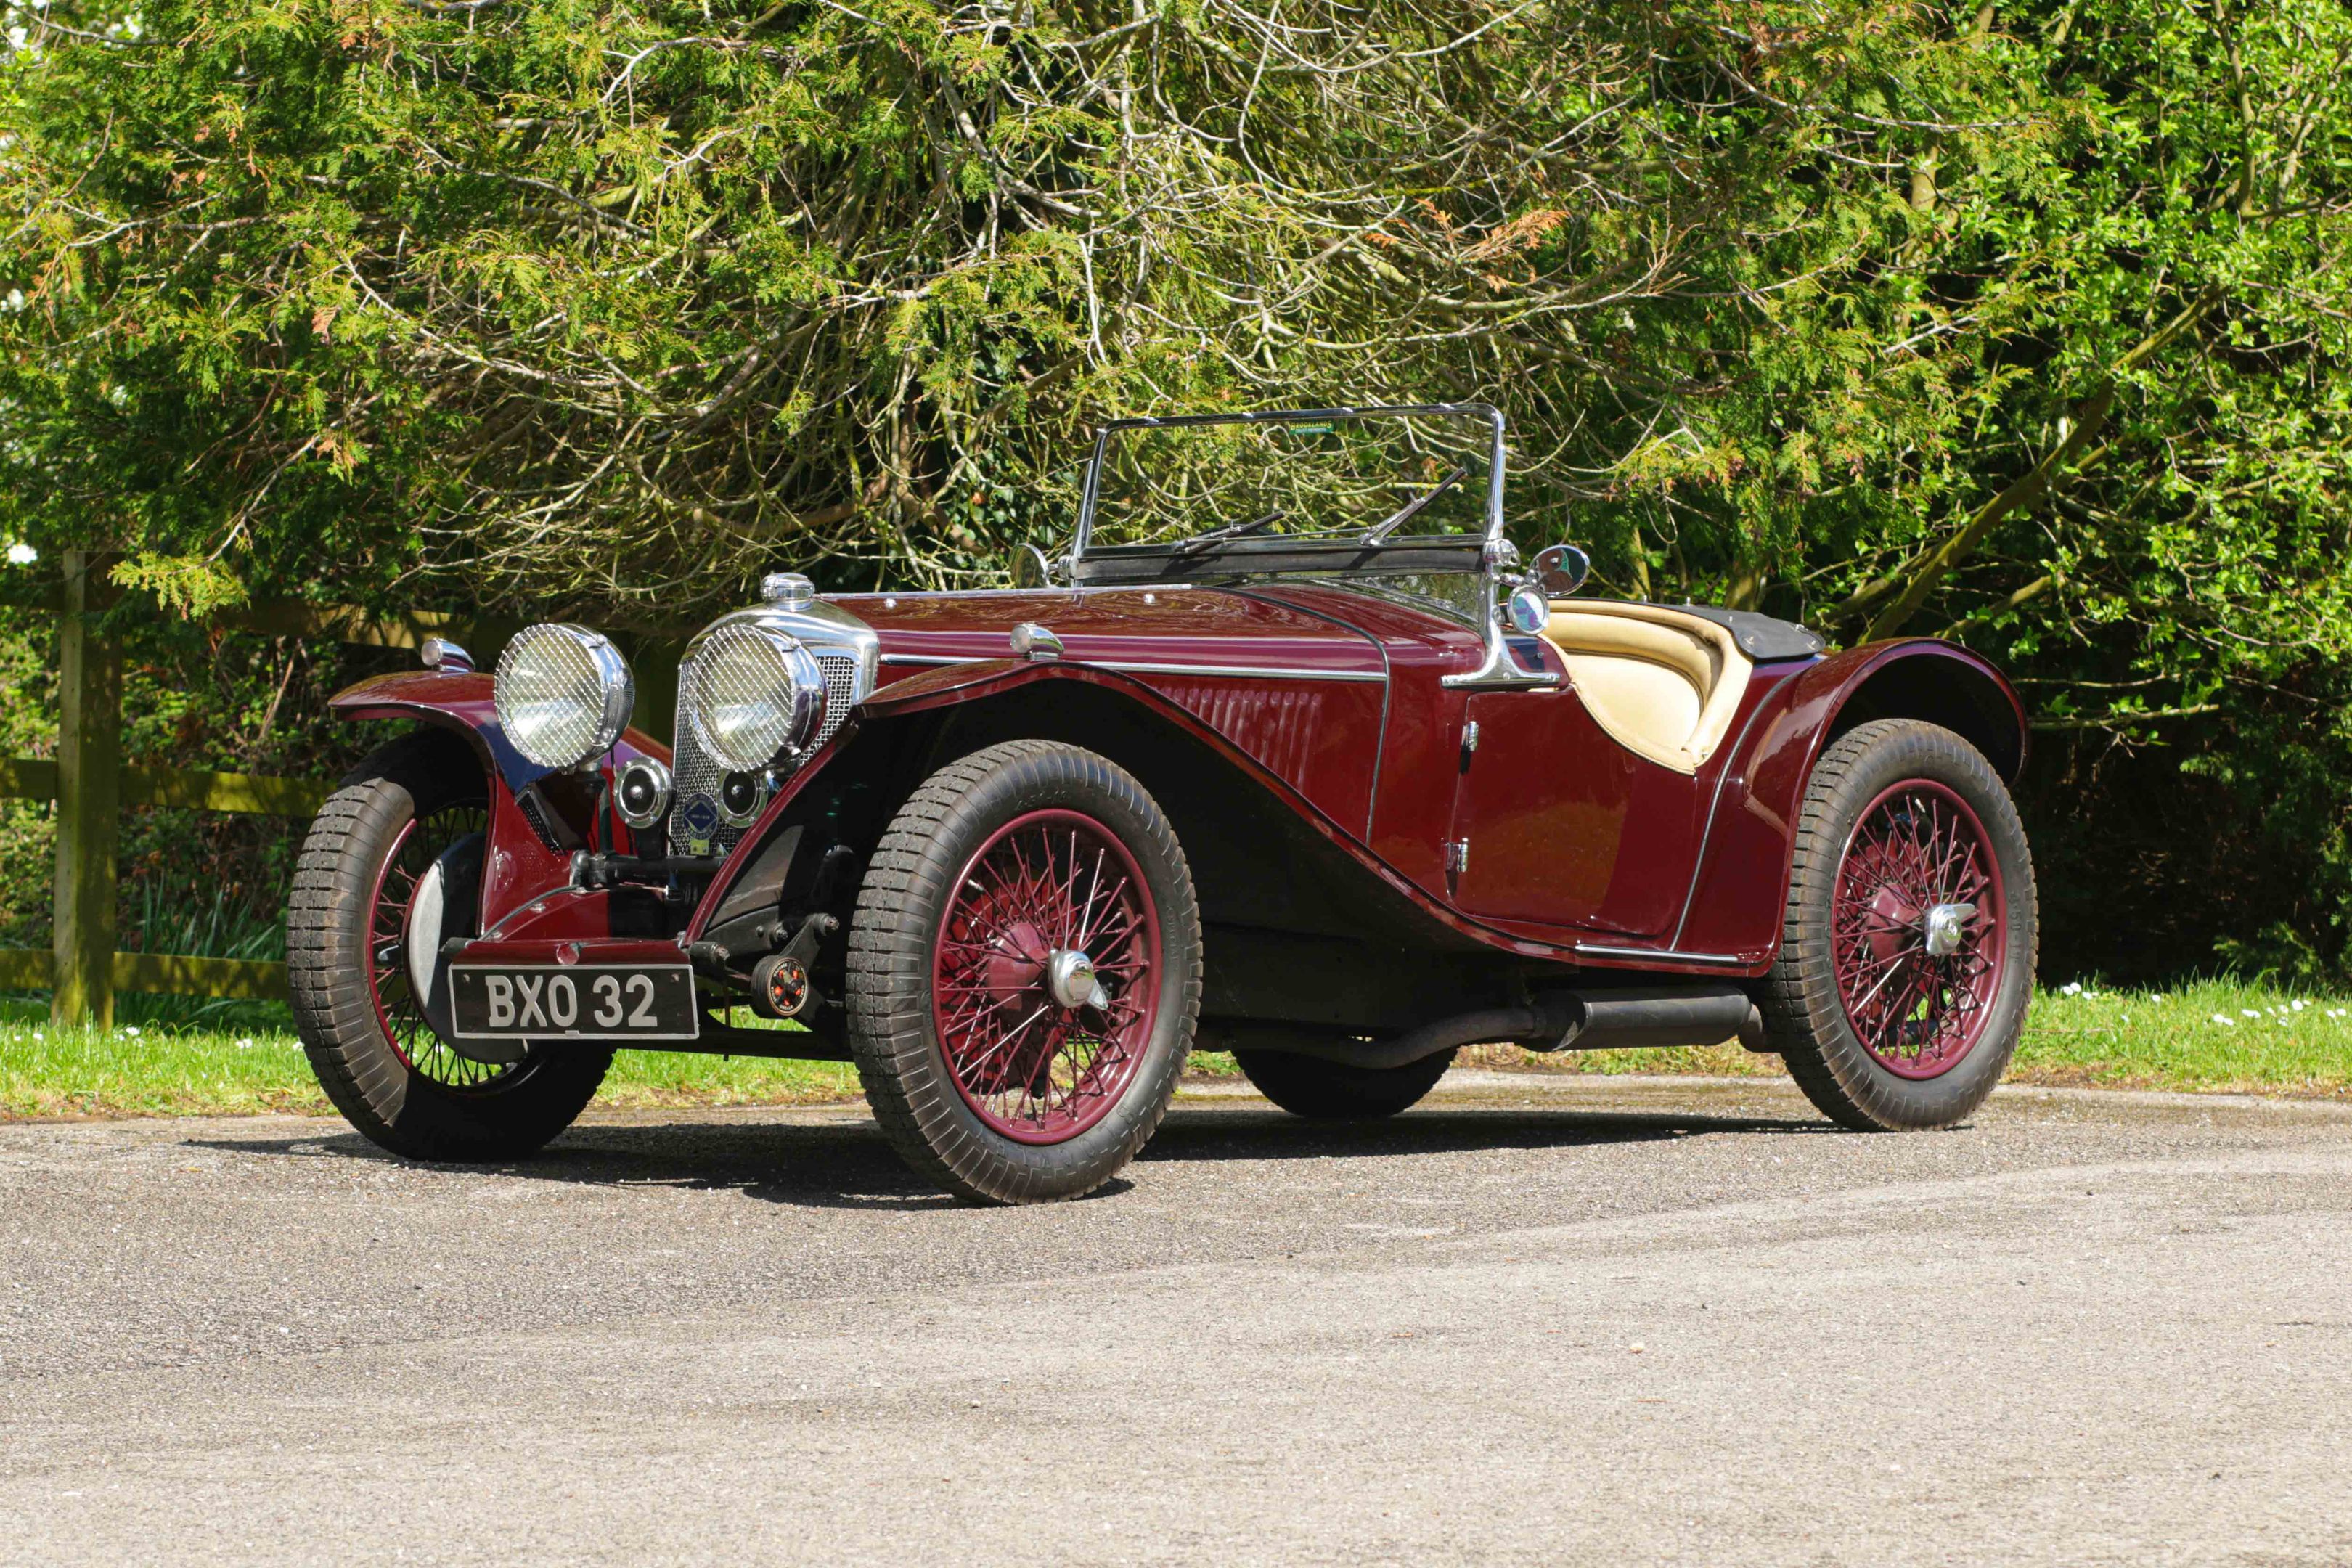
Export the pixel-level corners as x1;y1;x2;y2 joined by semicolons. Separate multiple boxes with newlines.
447;965;699;1041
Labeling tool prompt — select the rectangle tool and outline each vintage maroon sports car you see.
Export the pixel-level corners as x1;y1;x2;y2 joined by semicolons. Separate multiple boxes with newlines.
287;404;2036;1203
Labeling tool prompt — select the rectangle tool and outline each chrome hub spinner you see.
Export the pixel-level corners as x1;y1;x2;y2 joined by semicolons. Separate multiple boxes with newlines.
1045;948;1109;1011
1924;902;1978;960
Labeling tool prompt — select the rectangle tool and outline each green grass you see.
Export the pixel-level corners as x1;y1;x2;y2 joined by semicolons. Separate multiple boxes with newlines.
0;996;858;1119
1457;977;2352;1097
2012;978;2352;1094
3;978;2348;1120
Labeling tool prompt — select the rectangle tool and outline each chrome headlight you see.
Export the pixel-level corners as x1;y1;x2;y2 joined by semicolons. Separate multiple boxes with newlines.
494;624;634;770
682;623;829;774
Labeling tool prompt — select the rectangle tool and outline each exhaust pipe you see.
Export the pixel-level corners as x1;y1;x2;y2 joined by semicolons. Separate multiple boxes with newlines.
1552;985;1766;1055
1218;984;1764;1072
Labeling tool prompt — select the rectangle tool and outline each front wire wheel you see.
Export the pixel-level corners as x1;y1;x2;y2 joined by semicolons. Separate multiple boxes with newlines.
847;741;1202;1204
287;732;613;1161
931;809;1162;1144
1762;719;2038;1131
364;801;507;1090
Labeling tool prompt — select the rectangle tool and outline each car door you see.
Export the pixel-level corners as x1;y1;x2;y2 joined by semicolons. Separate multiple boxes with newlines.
1444;669;1705;938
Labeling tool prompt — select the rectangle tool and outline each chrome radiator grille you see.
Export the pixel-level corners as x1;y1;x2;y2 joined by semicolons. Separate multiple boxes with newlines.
818;653;859;741
669;649;862;857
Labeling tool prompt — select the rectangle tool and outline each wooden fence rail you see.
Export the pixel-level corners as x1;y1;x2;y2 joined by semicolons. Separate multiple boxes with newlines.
1;757;331;817
0;949;290;1002
4;550;688;1029
0;743;327;1009
1;552;458;1026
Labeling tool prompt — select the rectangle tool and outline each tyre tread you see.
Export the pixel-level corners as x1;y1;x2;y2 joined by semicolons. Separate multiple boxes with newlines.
285;733;611;1161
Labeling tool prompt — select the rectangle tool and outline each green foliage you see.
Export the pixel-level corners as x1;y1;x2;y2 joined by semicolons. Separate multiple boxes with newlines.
0;610;57;950
112;879;285;1029
5;0;2352;977
0;603;401;955
110;552;251;616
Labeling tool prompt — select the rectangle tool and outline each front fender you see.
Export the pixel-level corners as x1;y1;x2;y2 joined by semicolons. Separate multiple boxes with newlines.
687;657;1586;963
1673;638;2028;958
686;656;1357;942
330;668;674;932
330;669;672;789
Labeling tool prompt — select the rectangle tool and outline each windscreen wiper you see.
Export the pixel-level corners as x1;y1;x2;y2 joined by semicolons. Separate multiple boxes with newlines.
1362;467;1469;544
1172;509;1287;552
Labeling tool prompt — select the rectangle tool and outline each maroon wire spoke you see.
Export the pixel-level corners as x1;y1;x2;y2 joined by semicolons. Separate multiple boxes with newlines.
1829;780;2006;1081
365;804;513;1091
931;809;1163;1145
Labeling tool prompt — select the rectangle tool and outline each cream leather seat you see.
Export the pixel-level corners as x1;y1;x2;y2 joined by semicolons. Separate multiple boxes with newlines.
1538;601;1753;775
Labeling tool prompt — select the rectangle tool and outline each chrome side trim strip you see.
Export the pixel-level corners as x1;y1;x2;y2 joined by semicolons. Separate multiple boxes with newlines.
1573;943;1753;968
1099;659;1389;683
838;584;1200;601
879;653;1387;683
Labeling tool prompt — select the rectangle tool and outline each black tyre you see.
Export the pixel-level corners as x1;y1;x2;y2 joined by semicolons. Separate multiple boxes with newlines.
1761;718;2038;1131
286;731;612;1160
1233;1045;1458;1120
845;740;1202;1204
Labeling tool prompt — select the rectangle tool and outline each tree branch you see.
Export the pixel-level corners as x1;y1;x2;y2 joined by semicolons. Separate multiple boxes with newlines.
1832;285;2223;641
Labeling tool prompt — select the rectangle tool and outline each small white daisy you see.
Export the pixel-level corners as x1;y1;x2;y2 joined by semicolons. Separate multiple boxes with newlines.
2213;1014;2236;1026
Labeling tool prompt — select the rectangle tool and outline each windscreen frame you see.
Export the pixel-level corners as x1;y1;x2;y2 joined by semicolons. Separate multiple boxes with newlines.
1068;403;1508;587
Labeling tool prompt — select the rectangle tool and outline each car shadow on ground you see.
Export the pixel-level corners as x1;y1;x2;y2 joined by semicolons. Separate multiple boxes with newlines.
1140;1105;1836;1164
185;1101;1838;1212
189;1119;959;1211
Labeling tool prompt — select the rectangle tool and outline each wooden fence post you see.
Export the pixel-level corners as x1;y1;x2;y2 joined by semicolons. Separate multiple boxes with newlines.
52;550;121;1029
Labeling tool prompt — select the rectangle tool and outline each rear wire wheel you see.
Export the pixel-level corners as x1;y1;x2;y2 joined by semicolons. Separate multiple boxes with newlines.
287;732;613;1160
1762;719;2038;1131
1233;1045;1458;1121
846;741;1202;1204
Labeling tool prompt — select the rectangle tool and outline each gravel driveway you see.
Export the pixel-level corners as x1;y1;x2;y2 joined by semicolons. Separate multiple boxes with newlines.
2;1071;2348;1566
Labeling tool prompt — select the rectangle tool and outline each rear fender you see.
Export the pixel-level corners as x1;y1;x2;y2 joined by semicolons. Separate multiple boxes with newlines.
1673;640;2028;958
329;669;672;932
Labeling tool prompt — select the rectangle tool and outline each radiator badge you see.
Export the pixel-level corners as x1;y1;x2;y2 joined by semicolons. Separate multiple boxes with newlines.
680;795;722;855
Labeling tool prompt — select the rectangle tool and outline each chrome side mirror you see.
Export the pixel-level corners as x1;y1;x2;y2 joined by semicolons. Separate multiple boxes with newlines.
1534;543;1591;596
1010;543;1056;589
